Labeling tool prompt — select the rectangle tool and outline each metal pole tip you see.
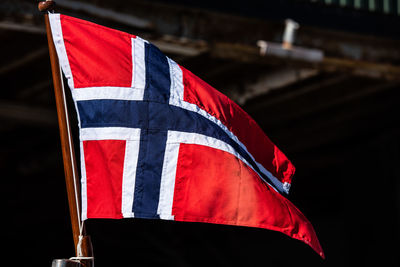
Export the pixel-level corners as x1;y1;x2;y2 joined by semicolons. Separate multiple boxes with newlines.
51;259;81;267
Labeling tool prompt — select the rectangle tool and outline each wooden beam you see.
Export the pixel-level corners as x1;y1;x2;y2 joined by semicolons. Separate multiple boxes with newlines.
16;80;53;99
0;21;45;34
56;0;153;29
246;74;351;114
266;80;399;125
256;81;400;153
322;57;400;80
151;38;208;57
211;42;400;81
0;47;48;74
0;101;56;126
232;68;319;105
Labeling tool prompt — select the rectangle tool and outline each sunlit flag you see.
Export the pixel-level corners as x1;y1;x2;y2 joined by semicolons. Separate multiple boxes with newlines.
48;13;324;258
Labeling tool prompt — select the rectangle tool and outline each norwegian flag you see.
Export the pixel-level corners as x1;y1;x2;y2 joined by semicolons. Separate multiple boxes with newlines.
49;13;324;257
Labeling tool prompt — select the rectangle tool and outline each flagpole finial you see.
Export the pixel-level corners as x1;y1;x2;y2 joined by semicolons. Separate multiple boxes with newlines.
38;0;56;12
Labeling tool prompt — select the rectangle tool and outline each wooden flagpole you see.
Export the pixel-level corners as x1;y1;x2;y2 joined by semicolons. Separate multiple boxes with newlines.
39;1;93;265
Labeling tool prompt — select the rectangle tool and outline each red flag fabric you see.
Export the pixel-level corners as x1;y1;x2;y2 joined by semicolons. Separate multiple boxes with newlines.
49;13;324;258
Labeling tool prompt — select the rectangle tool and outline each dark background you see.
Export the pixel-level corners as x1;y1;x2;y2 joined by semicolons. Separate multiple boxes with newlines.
1;1;399;266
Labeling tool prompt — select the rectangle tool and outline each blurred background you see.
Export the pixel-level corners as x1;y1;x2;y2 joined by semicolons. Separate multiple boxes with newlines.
1;0;400;266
